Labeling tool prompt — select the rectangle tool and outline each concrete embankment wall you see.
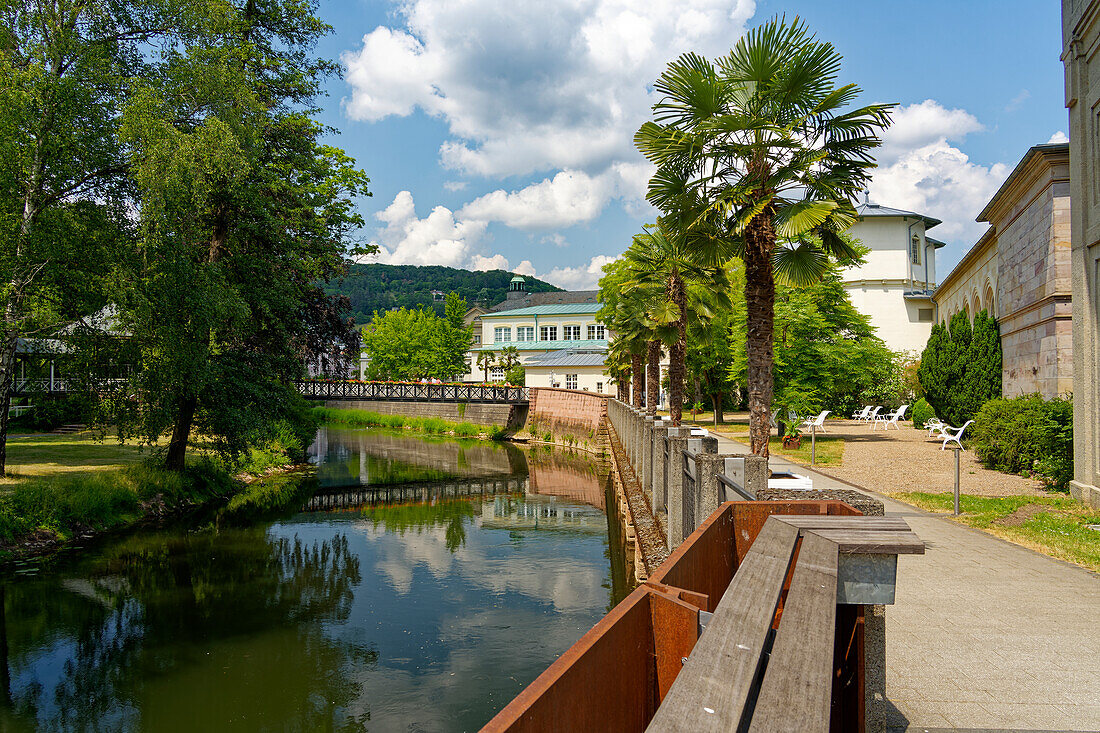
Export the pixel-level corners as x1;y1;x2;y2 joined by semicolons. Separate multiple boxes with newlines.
525;388;608;440
324;400;527;428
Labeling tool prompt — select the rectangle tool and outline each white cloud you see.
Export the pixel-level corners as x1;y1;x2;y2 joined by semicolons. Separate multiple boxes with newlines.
458;170;613;230
367;190;488;268
1005;89;1030;113
443;180;468;192
541;234;568;248
540;254;618;290
1048;130;1069;144
514;260;537;276
870;100;1007;247
341;0;756;178
470;254;510;271
878;100;984;164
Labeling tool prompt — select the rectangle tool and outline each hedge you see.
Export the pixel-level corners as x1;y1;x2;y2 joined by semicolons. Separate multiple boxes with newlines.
970;394;1073;491
917;310;1002;426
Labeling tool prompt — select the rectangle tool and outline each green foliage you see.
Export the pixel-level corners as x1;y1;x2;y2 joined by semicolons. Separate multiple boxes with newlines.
729;269;900;416
504;364;526;385
322;264;561;323
970;395;1074;491
912;398;935;429
362;295;472;381
918;311;1002;426
0;462;236;545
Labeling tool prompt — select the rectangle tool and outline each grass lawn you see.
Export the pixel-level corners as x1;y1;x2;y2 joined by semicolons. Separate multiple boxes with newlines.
1;432;164;486
767;435;844;466
896;491;1100;573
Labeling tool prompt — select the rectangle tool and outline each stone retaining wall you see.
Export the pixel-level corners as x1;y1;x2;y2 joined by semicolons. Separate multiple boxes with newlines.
324;400;525;428
525;388;608;439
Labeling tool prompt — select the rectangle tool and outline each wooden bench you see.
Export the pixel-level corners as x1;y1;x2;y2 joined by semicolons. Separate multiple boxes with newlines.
481;501;924;733
647;514;922;732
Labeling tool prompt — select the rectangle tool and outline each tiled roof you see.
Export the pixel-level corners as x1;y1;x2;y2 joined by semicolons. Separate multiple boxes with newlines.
525;351;607;368
856;202;941;230
481;303;601;317
486;290;600;312
473;338;607;351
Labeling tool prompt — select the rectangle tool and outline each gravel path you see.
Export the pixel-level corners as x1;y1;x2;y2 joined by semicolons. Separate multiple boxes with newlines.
797;419;1046;497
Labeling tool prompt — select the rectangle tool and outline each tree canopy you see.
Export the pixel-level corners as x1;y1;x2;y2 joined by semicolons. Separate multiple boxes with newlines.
361;294;472;382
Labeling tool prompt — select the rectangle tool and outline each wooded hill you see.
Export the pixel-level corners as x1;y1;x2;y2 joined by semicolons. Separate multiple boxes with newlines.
326;263;562;323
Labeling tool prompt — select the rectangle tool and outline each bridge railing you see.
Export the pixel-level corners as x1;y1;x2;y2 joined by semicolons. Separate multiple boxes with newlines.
11;377;130;395
295;379;529;403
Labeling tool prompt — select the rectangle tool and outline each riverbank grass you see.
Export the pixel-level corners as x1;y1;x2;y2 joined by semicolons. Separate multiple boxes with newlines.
313;406;506;439
1;431;165;485
0;462;235;549
896;492;1100;572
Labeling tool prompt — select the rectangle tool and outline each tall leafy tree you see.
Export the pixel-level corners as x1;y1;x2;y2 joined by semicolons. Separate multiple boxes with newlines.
918;310;1001;426
362;305;470;382
0;0;180;473
114;0;370;469
635;17;892;456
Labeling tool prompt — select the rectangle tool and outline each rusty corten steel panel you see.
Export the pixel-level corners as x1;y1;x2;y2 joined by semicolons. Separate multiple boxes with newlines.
646;504;735;612
731;501;859;566
648;590;702;703
481;584;699;733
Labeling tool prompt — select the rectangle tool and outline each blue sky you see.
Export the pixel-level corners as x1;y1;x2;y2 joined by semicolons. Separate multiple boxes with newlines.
312;0;1066;288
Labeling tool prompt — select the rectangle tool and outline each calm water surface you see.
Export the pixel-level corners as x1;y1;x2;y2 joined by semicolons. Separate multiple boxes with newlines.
0;426;630;732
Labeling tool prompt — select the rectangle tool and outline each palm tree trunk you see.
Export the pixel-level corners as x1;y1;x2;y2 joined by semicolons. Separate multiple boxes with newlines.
744;212;776;457
646;340;660;418
667;272;686;427
630;353;644;408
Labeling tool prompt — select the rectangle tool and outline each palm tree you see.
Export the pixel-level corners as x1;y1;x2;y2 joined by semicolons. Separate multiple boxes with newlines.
497;346;521;383
635;17;892;456
476;350;495;382
624;223;732;426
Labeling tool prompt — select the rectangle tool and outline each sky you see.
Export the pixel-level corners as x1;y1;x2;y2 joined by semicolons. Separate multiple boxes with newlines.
311;0;1068;289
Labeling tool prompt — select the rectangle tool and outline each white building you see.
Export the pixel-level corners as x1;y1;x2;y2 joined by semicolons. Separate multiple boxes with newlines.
842;200;945;354
471;300;610;392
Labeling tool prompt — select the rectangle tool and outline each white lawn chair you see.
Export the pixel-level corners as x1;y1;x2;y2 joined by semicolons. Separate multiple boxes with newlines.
769;408;780;432
924;417;946;437
851;405;871;420
801;410;830;433
938;420;974;450
865;406;883;425
874;404;908;431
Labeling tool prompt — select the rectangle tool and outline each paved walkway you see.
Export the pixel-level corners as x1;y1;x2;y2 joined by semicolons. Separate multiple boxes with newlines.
711;433;1100;732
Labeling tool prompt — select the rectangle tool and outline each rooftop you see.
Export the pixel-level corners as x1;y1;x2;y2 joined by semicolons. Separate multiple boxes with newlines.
524;351;607;368
855;201;941;230
481;303;601;318
485;289;600;313
473;338;607;351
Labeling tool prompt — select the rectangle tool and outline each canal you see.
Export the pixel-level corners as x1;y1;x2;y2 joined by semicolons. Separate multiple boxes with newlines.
0;426;631;731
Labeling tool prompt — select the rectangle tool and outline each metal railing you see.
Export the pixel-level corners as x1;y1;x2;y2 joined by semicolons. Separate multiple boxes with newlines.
295;380;529;403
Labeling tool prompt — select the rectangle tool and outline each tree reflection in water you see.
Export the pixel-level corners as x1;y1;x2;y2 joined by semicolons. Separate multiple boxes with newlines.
360;499;478;553
1;529;367;732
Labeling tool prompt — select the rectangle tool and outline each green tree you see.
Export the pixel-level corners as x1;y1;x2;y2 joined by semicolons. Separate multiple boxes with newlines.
0;0;177;473
729;267;897;418
113;0;370;470
635;18;892;456
918;310;1002;426
476;350;496;382
362;305;470;382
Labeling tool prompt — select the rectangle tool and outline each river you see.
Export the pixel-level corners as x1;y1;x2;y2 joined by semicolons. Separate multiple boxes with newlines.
0;426;630;732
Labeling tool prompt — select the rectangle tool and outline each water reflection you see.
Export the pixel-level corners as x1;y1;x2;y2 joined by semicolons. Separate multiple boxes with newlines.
2;427;629;732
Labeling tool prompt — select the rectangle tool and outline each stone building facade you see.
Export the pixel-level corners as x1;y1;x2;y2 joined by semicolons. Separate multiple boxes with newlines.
932;143;1073;399
1062;0;1100;509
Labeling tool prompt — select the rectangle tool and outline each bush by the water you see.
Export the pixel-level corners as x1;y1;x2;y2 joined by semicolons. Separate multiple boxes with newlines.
0;462;236;547
911;398;935;429
312;406;501;439
970;394;1073;491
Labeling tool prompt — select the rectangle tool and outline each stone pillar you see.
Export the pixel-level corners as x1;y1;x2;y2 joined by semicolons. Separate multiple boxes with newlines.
1063;1;1100;510
642;417;654;500
651;423;669;515
665;428;690;548
744;455;769;497
693;447;727;529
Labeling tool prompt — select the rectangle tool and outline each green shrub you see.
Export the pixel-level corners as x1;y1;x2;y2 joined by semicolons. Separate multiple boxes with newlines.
918;311;1002;426
542;431;553;442
971;395;1073;491
488;425;508;441
911;398;935;429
